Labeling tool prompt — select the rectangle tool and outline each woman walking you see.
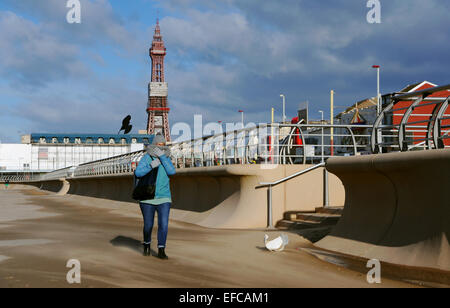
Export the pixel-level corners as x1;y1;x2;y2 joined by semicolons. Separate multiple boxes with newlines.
134;134;176;259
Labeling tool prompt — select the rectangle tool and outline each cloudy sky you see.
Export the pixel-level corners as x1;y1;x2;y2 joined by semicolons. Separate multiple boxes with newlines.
0;0;448;143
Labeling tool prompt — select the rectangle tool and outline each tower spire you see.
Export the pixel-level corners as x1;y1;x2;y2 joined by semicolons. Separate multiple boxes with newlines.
146;19;171;141
154;18;161;36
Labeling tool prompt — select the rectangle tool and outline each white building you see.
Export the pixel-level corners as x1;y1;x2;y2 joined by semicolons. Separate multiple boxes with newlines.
0;133;150;172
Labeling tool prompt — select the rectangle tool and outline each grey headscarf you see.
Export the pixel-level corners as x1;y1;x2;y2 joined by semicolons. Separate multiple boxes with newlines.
146;134;171;158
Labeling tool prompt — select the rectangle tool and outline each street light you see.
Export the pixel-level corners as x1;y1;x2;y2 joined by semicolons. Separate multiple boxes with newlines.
372;65;381;115
280;94;286;123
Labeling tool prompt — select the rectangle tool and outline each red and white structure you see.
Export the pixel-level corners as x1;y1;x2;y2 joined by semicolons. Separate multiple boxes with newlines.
392;81;450;148
146;19;171;141
372;80;450;153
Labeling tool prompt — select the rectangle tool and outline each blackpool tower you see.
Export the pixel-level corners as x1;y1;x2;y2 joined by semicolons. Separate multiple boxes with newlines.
146;19;171;141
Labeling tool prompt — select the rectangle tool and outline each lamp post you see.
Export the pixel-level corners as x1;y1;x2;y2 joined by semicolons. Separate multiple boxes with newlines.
280;94;286;123
330;90;334;156
372;65;381;115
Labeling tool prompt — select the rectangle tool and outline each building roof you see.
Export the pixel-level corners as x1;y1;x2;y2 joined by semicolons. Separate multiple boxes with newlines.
29;133;155;145
336;97;377;118
398;81;438;93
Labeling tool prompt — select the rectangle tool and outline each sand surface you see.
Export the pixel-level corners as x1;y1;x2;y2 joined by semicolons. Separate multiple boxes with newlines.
0;188;416;288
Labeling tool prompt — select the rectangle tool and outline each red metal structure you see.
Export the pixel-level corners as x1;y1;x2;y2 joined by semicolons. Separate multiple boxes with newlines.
392;81;450;147
372;82;450;153
146;19;171;141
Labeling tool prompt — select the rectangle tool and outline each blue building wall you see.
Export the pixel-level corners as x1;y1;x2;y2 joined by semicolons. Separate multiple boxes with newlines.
30;134;155;145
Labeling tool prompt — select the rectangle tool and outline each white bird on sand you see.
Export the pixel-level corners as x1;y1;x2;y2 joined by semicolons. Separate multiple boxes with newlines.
264;234;289;251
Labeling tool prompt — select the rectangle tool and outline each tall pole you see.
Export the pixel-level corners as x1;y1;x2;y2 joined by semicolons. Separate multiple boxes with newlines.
330;90;334;156
320;109;329;207
377;67;381;115
280;94;286;123
271;108;274;164
319;110;324;163
373;65;381;115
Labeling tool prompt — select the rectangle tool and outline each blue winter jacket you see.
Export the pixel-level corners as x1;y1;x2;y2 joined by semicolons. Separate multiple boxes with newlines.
134;153;176;202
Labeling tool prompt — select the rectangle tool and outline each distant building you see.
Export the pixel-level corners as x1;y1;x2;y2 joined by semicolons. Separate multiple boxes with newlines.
0;133;152;172
336;97;378;126
390;81;450;148
336;80;450;151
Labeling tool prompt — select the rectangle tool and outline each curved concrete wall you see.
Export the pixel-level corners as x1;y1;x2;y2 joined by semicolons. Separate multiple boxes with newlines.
40;180;70;195
316;149;450;271
0;181;69;194
67;176;135;202
19;165;344;229
0;183;39;190
169;165;344;228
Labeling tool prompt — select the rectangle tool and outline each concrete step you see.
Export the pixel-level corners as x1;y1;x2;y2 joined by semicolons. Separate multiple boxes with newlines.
283;210;316;220
278;206;343;231
276;219;327;230
284;208;343;221
294;213;341;224
278;206;344;231
315;206;344;215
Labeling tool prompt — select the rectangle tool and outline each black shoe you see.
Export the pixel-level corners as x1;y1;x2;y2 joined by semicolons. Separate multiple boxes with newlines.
157;247;168;259
143;243;151;256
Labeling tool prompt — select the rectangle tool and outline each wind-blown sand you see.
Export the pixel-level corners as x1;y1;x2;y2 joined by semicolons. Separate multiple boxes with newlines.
0;188;415;288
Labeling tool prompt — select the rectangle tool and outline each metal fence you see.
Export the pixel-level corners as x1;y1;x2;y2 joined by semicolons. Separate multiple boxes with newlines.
2;83;448;183
39;166;77;181
73;151;145;177
170;123;373;168
3;123;370;181
0;172;42;183
372;84;450;153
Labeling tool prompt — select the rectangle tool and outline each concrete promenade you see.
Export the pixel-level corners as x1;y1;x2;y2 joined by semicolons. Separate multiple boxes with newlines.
0;187;413;288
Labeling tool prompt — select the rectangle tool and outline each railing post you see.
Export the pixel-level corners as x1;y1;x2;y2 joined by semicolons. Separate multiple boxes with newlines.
323;168;329;208
267;185;274;229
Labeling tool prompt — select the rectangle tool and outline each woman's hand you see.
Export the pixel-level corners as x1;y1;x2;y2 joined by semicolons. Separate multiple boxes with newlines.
153;147;165;157
150;159;161;169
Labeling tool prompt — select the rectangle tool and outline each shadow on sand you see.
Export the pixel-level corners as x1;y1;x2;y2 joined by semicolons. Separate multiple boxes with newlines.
110;235;157;256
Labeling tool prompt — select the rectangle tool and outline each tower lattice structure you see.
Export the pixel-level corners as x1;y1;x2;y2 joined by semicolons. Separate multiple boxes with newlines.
146;19;171;141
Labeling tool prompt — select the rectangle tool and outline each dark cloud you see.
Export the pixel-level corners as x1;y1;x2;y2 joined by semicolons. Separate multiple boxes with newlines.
0;0;449;143
159;0;450;121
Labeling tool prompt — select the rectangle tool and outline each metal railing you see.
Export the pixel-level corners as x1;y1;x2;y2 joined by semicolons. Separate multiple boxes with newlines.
255;162;326;228
3;84;448;183
73;150;145;177
0;122;402;181
15;122;366;181
0;172;42;183
372;84;450;153
39;166;77;181
170;123;373;168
